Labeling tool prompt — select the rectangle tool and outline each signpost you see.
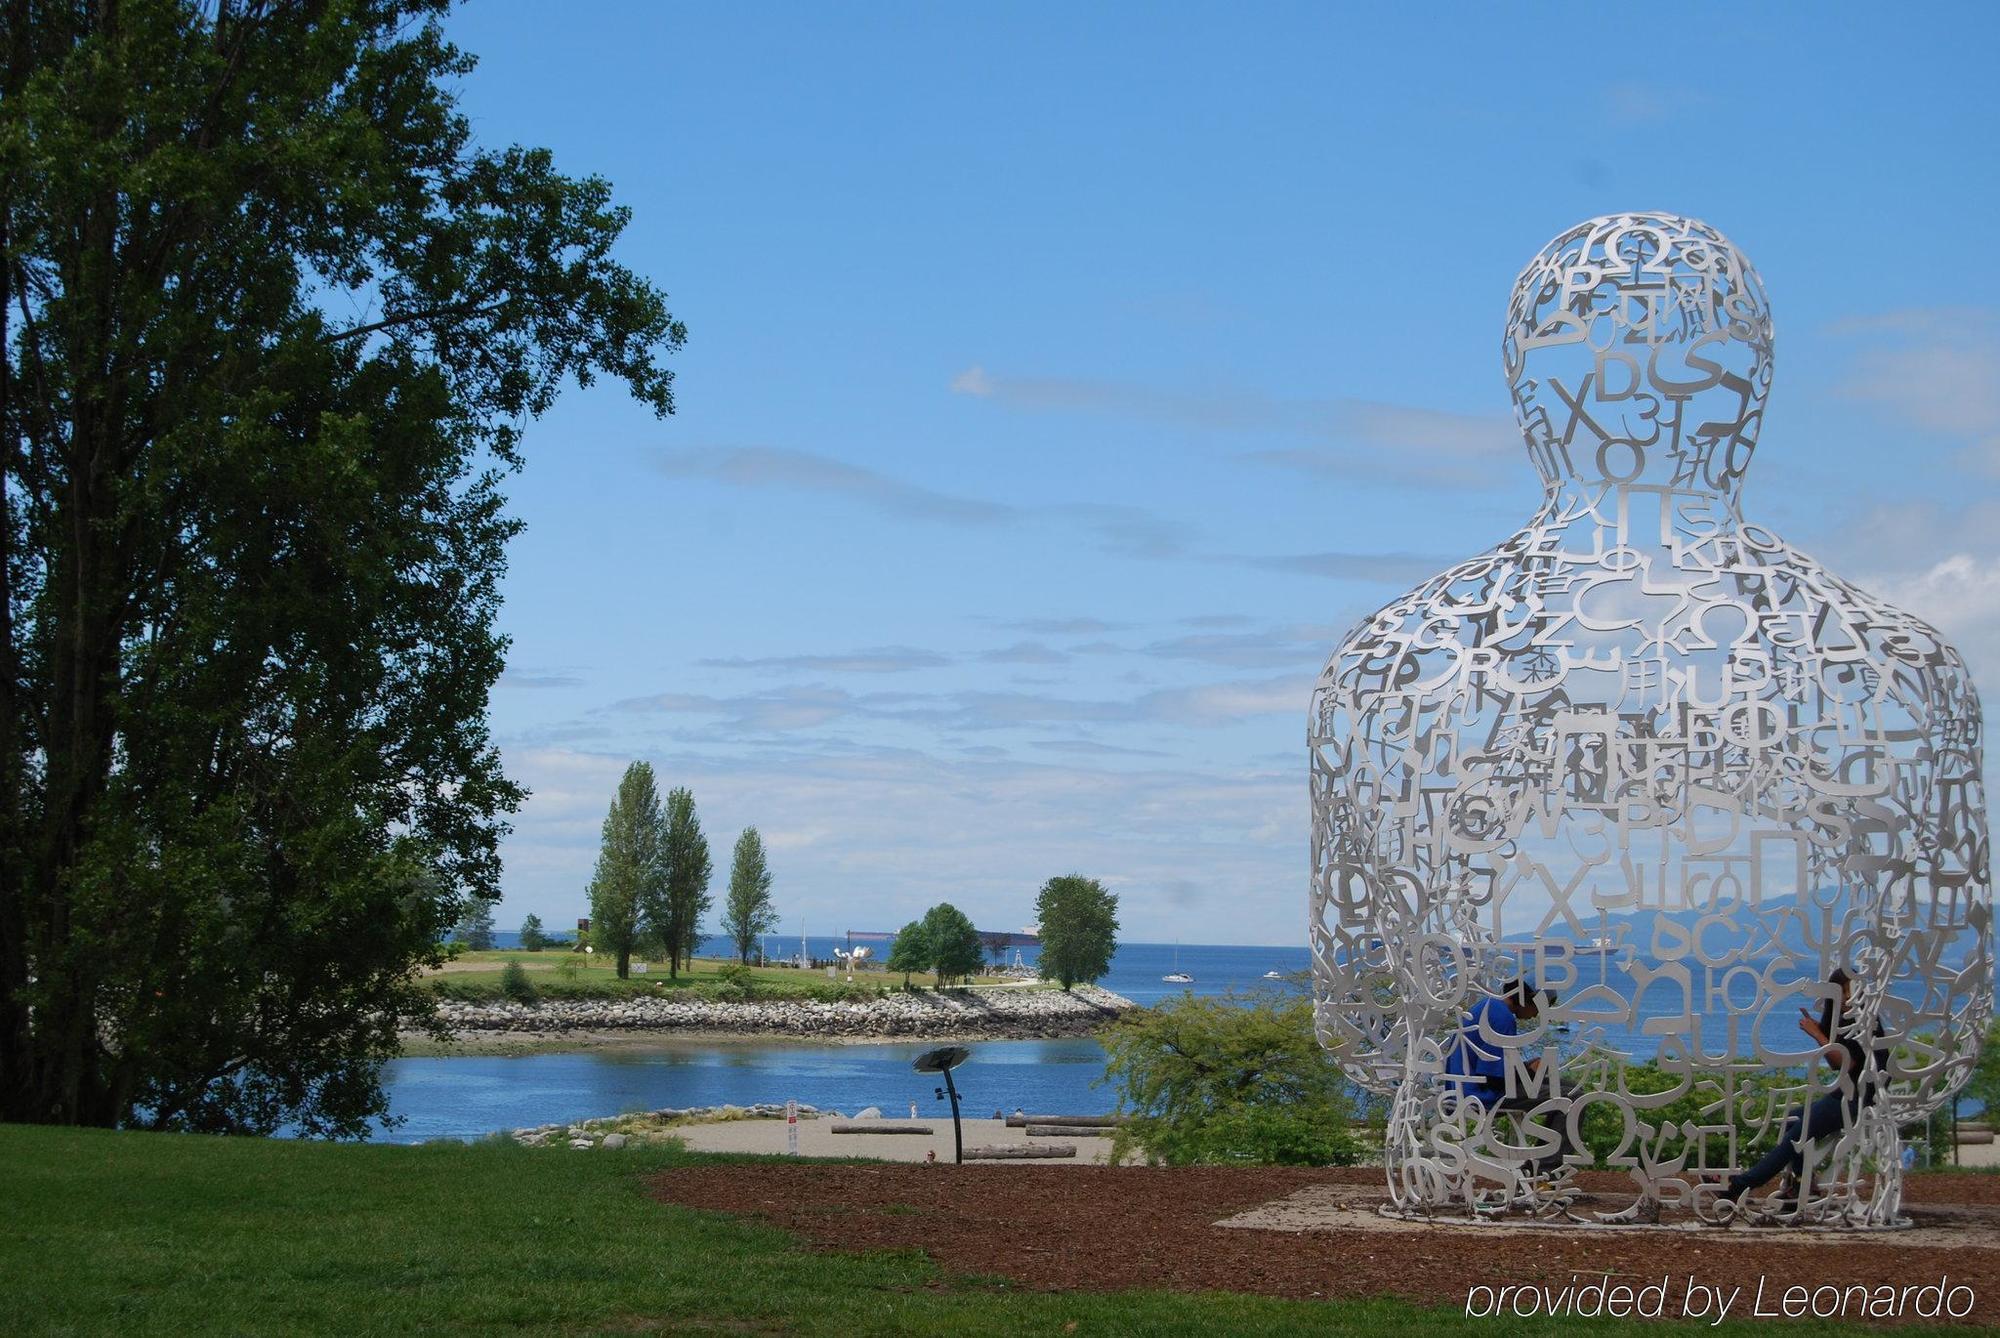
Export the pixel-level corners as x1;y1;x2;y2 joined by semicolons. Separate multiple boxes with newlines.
786;1099;799;1157
912;1046;970;1164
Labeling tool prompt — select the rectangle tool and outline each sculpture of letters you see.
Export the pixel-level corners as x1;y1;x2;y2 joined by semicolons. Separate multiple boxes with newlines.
1309;213;1992;1227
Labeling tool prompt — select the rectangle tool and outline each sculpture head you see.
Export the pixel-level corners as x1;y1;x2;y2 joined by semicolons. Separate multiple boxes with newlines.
1503;213;1774;498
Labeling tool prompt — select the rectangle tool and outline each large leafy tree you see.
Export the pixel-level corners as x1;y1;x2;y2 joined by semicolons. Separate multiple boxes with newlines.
517;913;546;952
719;827;776;965
920;902;983;988
884;919;928;988
0;2;683;1133
657;786;711;978
589;763;665;980
1033;874;1119;990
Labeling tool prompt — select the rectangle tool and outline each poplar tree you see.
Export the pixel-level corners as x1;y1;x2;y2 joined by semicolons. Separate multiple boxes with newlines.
720;828;777;965
588;764;666;979
658;787;711;978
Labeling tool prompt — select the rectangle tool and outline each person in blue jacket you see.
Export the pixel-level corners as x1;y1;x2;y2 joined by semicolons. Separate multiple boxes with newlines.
1445;977;1575;1174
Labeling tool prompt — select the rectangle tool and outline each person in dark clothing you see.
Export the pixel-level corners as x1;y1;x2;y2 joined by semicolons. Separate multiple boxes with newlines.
1720;967;1888;1211
1445;977;1576;1173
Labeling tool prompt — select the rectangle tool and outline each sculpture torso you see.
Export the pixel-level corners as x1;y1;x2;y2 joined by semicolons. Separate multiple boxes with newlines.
1309;214;1992;1222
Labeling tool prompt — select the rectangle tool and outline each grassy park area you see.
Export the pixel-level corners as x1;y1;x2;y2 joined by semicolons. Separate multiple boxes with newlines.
0;1127;1530;1335
4;1124;1940;1337
426;948;1022;1002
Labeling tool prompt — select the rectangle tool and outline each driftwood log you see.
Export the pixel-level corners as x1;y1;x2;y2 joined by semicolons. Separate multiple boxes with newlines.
828;1122;934;1135
964;1143;1076;1159
1004;1113;1129;1128
1026;1124;1114;1138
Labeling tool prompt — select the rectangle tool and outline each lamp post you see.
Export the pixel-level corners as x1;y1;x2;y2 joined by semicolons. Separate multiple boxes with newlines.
913;1046;970;1164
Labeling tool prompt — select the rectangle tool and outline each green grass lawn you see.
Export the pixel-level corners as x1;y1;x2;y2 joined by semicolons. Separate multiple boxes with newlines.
429;950;1024;1002
1;1126;1962;1337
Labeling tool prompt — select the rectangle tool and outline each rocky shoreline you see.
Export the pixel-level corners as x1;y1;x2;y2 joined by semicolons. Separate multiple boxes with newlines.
428;982;1136;1044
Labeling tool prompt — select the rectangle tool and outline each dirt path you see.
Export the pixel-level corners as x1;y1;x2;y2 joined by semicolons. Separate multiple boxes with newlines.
650;1165;2000;1325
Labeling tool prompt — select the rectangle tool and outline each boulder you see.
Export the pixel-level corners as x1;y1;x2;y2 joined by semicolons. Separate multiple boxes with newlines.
602;1132;629;1149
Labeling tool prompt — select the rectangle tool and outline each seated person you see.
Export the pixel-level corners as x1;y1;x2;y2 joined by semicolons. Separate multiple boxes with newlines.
1445;977;1575;1173
1720;967;1888;1212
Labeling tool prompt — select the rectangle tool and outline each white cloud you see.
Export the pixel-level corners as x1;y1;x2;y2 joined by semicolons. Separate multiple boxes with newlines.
1831;308;2000;474
494;743;1308;944
949;364;995;396
948;365;1518;490
700;647;951;674
1870;553;2000;675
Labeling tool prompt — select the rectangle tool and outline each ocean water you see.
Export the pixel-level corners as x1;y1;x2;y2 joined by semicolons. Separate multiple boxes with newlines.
372;936;1983;1142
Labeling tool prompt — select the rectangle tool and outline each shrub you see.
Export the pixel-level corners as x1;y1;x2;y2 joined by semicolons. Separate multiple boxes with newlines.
500;961;539;1005
714;962;755;995
1101;987;1361;1166
1573;1055;1808;1170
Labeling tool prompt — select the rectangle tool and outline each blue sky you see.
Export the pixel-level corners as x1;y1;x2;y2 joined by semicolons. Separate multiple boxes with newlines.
444;1;2000;946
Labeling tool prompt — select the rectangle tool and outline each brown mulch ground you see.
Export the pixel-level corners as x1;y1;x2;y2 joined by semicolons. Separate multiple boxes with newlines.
650;1165;2000;1325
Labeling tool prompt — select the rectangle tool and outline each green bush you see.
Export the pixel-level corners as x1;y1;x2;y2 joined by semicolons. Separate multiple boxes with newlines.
1102;987;1361;1166
713;962;755;995
500;961;539;1005
1573;1055;1810;1170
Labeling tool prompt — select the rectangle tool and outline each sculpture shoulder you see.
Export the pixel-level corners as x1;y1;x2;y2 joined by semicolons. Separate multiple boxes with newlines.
1312;538;1533;707
1759;543;1980;713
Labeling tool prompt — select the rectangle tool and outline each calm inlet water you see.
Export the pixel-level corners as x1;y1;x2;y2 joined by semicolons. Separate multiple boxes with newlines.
380;1037;1113;1143
373;939;1308;1142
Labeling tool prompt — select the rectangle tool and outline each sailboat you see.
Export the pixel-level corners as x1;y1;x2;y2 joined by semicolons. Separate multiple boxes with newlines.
1161;943;1193;984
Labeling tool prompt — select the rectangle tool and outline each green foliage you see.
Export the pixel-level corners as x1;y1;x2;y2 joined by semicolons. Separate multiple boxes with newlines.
588;762;666;979
1968;1019;2000;1121
714;962;755;996
3;1125;1502;1336
885;919;929;987
1572;1056;1813;1170
518;913;546;952
1033;874;1119;989
0;1;682;1132
920;903;983;987
499;961;538;1005
452;900;498;951
1102;989;1362;1167
720;827;778;964
656;787;713;979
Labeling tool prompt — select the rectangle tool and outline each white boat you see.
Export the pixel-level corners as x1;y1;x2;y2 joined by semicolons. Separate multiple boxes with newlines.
1262;969;1285;979
1162;943;1193;984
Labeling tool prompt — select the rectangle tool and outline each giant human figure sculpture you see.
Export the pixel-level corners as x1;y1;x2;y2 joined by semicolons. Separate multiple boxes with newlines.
1310;213;1992;1227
